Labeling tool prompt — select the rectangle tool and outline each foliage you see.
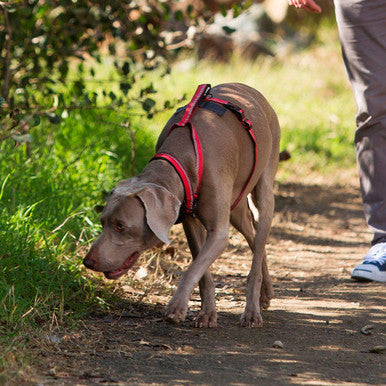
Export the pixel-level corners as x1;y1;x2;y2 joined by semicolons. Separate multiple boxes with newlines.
0;0;176;144
0;1;251;142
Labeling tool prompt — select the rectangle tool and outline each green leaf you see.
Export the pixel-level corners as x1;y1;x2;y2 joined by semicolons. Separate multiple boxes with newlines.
220;4;227;17
122;62;130;76
142;98;156;112
174;10;184;22
0;97;6;106
120;82;132;96
32;114;41;127
232;3;243;18
187;4;194;18
222;26;236;35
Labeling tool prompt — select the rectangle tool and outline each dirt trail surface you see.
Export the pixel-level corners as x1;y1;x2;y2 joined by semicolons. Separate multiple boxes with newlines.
33;176;385;385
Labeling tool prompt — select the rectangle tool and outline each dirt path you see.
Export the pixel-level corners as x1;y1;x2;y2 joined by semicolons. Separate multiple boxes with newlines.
32;177;385;385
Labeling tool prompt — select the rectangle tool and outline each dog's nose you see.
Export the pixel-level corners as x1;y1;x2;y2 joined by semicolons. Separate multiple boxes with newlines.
83;255;96;269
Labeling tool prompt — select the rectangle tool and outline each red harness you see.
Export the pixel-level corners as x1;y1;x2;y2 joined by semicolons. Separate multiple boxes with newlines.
151;84;258;222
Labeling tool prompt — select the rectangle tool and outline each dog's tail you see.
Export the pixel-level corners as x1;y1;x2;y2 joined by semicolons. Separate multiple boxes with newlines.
279;150;291;162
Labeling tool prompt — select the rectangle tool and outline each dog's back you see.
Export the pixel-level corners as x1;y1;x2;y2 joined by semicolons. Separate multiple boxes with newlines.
156;83;280;209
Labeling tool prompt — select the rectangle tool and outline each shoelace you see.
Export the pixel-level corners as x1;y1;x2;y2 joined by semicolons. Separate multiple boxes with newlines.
365;243;386;264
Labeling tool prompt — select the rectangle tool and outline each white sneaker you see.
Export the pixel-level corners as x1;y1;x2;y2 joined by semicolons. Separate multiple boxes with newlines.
351;242;386;283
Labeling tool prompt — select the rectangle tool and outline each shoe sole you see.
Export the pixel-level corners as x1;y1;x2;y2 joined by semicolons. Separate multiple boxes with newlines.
351;274;373;282
351;267;386;282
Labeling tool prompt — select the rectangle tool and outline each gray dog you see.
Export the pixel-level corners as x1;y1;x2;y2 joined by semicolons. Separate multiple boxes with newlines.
84;83;280;328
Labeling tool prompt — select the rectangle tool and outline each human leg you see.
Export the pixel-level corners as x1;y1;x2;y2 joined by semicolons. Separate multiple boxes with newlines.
334;0;386;281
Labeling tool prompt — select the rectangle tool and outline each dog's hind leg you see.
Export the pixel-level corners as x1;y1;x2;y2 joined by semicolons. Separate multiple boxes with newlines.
230;198;273;315
182;217;218;327
236;173;274;327
246;194;274;311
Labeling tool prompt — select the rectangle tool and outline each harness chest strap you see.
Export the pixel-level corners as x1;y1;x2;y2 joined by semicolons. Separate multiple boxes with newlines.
151;152;196;215
150;84;258;219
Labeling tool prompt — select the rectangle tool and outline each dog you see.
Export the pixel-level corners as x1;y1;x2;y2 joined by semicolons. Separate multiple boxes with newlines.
84;83;280;328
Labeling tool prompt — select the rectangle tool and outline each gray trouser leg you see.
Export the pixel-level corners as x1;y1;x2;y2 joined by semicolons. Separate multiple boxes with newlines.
334;0;386;244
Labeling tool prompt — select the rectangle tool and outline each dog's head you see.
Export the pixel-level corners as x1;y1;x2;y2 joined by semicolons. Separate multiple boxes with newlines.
83;179;181;280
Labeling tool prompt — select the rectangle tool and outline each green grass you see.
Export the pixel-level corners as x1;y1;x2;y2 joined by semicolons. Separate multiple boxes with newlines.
0;23;357;373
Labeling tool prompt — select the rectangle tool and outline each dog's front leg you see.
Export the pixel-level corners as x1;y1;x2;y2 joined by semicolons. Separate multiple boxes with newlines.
165;229;228;325
183;217;217;328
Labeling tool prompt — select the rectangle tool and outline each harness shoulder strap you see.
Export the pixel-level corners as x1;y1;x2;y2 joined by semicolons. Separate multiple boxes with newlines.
151;84;211;219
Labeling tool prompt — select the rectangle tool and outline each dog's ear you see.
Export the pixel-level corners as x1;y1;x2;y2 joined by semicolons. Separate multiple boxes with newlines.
136;186;181;244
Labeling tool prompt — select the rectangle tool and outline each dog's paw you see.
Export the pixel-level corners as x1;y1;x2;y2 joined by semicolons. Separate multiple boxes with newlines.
165;299;188;324
260;288;273;310
195;310;218;328
260;296;271;310
240;309;263;328
260;280;274;310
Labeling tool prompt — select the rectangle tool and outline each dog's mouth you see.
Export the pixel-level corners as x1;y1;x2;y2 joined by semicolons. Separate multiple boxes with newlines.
104;252;140;280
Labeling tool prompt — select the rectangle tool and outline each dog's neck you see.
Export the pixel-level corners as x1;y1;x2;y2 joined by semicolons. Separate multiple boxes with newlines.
139;160;185;204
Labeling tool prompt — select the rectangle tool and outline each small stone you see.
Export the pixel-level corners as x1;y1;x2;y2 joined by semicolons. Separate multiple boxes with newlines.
273;340;284;349
48;334;62;344
135;267;148;280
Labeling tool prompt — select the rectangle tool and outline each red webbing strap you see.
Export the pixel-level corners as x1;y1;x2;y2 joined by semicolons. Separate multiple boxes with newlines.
176;84;211;128
151;153;195;214
205;97;258;210
152;84;210;215
168;84;210;194
230;127;257;210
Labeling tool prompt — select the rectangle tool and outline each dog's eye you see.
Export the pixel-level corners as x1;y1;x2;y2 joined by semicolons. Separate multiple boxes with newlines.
114;222;125;233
